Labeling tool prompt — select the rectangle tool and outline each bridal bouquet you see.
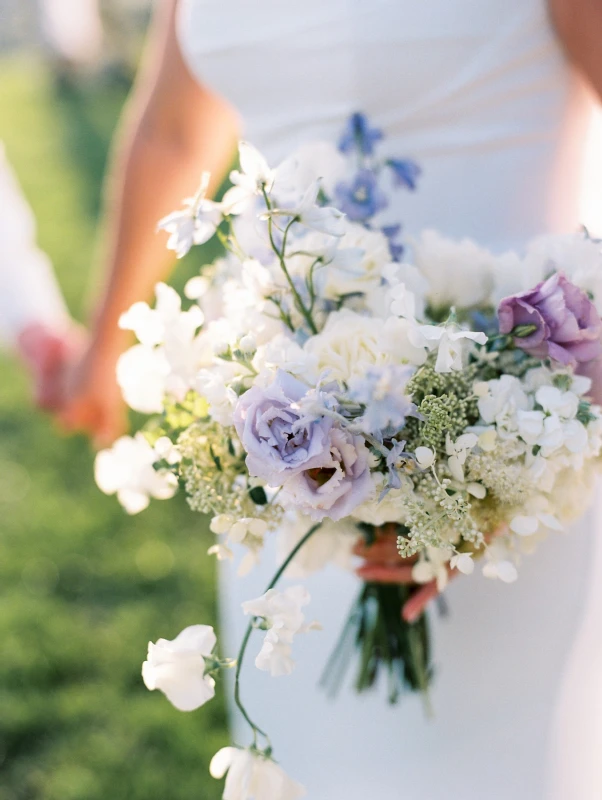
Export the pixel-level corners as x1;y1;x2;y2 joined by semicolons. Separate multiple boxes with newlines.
96;114;602;796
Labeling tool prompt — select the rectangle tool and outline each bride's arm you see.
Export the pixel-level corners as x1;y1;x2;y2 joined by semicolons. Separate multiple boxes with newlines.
61;0;239;442
549;0;602;99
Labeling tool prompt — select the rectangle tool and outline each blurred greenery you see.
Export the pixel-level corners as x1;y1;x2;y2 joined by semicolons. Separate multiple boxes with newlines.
0;57;227;799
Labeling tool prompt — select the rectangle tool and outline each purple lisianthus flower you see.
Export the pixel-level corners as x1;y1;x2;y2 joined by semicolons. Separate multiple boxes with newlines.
233;371;333;486
498;273;602;368
335;170;388;223
386;158;421;190
281;428;373;521
338;113;383;156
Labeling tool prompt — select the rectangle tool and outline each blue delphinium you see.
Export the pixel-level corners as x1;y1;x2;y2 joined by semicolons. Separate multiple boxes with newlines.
335;169;388;222
386;158;421;190
381;224;405;262
338;112;384;157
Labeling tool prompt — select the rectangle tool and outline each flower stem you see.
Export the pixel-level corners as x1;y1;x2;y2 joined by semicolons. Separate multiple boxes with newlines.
261;188;318;335
233;522;323;747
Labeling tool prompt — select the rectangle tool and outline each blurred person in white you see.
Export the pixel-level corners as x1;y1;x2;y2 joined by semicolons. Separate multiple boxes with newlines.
0;145;78;408
52;0;602;798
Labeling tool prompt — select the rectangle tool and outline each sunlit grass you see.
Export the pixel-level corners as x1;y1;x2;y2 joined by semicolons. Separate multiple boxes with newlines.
0;57;226;800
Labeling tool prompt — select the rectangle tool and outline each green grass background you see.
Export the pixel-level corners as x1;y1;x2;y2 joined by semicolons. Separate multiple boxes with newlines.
0;58;227;800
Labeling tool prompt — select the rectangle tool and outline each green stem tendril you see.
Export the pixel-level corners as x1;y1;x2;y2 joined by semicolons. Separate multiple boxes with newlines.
233;522;323;748
261;187;319;335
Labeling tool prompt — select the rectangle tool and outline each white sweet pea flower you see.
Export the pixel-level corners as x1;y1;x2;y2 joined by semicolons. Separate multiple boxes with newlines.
510;512;563;536
157;173;221;257
94;433;178;514
419;324;487;373
142;624;217;711
242;586;319;677
116;344;170;414
445;433;478;482
222;142;275;215
210;747;306;800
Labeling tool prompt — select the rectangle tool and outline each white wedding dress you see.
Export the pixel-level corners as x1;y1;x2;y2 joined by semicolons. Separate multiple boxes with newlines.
177;1;602;797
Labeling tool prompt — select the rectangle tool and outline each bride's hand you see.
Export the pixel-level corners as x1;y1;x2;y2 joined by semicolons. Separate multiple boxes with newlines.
353;526;457;623
58;343;127;447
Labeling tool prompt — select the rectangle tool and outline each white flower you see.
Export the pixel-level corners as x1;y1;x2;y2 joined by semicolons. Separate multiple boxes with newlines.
415;446;435;469
419;324;487;373
209;516;268;576
276;514;357;576
412;547;452;591
120;283;204;348
117;344;170;414
221;142;275;215
320;223;391;299
482;540;518;583
242;586;319;677
412;229;495;310
267;179;346;237
535;386;579;419
210;747;305;800
477;375;530;427
510;511;563;536
195;366;239;427
118;283;205;411
450;552;475;575
95;433;177;514
157;173;221;257
273;140;347;204
142;625;217;711
445;433;478;482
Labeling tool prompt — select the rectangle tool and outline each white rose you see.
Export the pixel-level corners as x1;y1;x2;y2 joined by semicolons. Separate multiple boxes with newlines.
412;229;495;310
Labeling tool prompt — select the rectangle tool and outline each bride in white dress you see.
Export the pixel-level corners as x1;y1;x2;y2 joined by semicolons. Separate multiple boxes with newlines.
60;0;602;796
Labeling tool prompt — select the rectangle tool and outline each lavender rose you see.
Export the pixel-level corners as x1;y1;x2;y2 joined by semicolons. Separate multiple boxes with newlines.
281;428;373;521
498;273;602;368
233;370;332;486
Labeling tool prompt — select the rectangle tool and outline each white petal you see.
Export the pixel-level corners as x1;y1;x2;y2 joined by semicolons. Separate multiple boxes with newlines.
209;747;237;779
510;515;539;536
415;446;435;469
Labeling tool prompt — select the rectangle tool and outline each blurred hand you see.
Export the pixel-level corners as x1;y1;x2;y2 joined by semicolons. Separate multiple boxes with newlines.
353;524;457;623
17;322;85;412
58;342;128;448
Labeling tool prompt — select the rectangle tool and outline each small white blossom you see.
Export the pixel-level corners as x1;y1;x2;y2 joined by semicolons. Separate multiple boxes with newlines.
221;142;275;215
450;552;475;575
142;624;217;711
210;747;306;800
412;547;452;592
95;433;177;514
157;173;221;257
208;516;268;576
445;433;478;482
420;324;487;373
266;179;346;237
242;586;319;677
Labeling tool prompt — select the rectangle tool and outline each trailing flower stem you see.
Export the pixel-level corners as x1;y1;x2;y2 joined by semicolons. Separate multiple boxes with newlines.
233;522;323;747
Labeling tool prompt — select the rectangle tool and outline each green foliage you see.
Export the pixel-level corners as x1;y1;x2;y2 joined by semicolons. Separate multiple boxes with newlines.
0;57;227;799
